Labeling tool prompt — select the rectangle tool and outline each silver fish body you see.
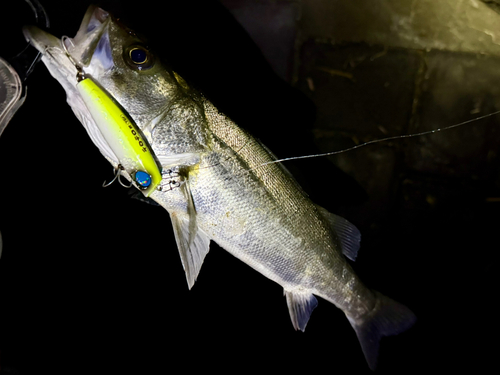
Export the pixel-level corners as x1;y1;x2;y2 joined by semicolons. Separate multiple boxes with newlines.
23;6;415;369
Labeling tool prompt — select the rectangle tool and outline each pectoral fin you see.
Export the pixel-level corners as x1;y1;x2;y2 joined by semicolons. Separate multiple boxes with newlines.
170;177;211;289
285;290;318;331
171;213;211;289
316;206;361;261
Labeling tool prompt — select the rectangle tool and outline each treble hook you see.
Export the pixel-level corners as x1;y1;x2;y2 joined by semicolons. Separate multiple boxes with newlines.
61;35;79;67
61;35;87;82
103;164;133;188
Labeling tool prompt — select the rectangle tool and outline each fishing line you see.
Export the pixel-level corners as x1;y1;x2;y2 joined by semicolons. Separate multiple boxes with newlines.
195;110;500;177
260;110;500;167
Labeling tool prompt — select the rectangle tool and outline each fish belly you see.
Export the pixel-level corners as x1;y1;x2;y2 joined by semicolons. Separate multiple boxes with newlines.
190;137;376;320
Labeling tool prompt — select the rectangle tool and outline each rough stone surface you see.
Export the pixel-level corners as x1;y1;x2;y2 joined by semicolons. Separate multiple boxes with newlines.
300;0;500;56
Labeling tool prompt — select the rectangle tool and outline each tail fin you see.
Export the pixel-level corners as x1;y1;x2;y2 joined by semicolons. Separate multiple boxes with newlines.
348;291;416;370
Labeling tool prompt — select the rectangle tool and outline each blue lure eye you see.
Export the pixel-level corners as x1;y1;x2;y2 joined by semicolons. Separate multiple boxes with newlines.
135;171;152;188
129;47;148;64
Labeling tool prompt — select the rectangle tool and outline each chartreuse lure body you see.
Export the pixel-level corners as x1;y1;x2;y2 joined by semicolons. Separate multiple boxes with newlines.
76;77;162;196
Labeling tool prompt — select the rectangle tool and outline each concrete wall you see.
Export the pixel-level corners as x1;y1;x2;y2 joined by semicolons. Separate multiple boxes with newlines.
301;0;500;55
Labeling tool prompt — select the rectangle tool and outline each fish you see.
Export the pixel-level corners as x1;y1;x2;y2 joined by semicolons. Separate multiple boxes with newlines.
22;5;415;370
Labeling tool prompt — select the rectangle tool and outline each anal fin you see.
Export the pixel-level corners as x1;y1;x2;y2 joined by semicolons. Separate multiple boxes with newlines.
285;290;318;331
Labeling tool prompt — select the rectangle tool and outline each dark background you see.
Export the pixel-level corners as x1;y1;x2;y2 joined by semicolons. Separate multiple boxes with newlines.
0;0;498;374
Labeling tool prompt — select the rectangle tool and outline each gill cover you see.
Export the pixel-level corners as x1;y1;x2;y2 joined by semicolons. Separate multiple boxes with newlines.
77;77;162;196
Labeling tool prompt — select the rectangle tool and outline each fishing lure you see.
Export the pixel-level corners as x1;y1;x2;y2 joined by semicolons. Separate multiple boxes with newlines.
76;77;162;196
62;37;162;196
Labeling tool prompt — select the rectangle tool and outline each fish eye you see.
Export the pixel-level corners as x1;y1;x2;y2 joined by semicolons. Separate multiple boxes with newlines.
124;45;154;70
130;47;148;64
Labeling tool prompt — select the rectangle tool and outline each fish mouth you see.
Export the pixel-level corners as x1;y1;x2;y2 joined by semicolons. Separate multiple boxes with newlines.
23;5;112;70
22;24;63;59
22;6;120;167
64;5;111;68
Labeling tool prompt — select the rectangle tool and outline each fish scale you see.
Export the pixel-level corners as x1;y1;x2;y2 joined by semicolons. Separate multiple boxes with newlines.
196;98;363;301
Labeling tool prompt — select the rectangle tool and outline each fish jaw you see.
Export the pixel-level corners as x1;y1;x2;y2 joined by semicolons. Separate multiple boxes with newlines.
24;5;114;84
22;25;78;97
22;22;119;165
22;5;113;81
67;5;112;69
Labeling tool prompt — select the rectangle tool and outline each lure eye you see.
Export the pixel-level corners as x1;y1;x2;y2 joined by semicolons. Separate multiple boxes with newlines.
124;45;154;70
135;170;152;189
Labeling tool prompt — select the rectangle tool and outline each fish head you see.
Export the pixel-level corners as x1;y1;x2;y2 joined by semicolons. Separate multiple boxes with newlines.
22;5;182;167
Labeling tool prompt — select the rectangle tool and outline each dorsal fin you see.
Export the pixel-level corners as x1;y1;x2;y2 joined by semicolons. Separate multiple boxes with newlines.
316;206;361;261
